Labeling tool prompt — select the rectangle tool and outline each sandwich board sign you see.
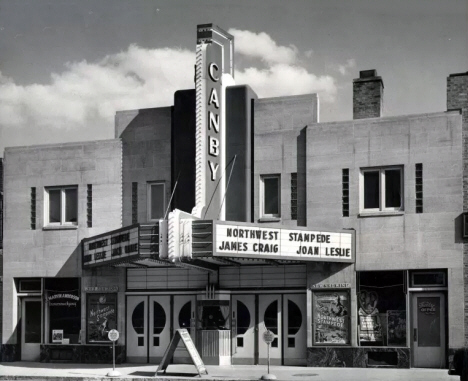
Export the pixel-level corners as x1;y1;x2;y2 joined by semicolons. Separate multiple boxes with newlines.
155;329;208;376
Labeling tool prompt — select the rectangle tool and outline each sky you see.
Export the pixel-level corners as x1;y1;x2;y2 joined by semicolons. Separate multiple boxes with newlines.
0;0;466;153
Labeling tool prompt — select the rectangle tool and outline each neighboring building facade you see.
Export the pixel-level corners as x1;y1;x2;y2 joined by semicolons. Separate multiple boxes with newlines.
1;24;467;370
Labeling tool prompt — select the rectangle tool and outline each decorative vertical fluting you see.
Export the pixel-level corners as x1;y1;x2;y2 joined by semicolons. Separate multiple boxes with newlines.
192;43;207;218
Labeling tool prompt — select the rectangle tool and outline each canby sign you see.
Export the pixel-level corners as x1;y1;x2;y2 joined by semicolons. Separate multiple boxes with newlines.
192;221;354;263
192;24;235;220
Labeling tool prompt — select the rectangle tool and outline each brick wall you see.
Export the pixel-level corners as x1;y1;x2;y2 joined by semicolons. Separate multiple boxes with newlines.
448;72;468;346
353;70;384;119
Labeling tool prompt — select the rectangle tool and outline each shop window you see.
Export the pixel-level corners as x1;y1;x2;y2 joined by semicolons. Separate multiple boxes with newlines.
147;182;165;221
313;290;350;345
410;271;446;287
19;279;42;293
45;278;81;344
358;271;407;347
261;175;280;218
44;186;78;226
360;167;403;213
87;293;117;343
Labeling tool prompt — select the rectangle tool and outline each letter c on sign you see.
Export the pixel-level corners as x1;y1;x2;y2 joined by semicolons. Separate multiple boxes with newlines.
209;63;219;82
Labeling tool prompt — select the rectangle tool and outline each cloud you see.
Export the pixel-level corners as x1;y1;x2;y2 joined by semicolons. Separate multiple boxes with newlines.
0;31;340;151
228;28;298;65
337;58;356;75
236;64;337;102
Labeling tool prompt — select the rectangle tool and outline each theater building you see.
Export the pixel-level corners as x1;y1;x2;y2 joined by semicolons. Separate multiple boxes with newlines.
1;24;467;369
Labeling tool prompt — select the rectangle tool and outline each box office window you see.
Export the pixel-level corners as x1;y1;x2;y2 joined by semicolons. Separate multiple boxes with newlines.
45;278;81;344
147;182;165;221
360;167;403;212
358;271;407;347
313;290;350;345
261;175;280;218
44;186;78;226
87;293;117;343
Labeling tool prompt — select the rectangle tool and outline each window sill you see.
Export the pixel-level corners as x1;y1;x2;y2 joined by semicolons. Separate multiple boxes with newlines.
43;225;79;231
358;211;404;218
258;217;281;223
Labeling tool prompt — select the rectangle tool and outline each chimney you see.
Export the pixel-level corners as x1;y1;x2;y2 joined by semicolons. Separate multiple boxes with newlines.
447;72;468;112
353;69;384;119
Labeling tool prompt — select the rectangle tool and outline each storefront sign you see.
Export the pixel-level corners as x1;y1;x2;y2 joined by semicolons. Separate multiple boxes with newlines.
47;292;80;307
87;293;117;343
310;283;351;289
84;286;119;293
82;224;140;268
208;221;354;262
313;291;350;345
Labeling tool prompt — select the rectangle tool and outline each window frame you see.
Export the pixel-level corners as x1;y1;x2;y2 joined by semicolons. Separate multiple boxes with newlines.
260;174;281;219
359;166;404;213
44;186;78;227
147;181;166;222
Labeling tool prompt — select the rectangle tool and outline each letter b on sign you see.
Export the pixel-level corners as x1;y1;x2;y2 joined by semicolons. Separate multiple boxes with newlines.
209;136;219;157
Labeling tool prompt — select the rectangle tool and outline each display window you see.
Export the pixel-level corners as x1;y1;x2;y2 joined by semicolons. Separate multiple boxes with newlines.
358;271;407;347
312;290;350;345
45;278;81;344
86;293;117;343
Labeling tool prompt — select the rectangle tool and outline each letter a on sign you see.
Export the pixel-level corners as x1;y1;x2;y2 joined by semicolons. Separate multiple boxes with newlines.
155;329;208;376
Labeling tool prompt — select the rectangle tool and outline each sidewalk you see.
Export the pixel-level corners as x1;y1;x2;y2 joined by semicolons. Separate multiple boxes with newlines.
0;362;459;381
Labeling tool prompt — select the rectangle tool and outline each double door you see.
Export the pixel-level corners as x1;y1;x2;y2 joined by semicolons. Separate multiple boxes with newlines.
126;294;195;363
231;293;306;366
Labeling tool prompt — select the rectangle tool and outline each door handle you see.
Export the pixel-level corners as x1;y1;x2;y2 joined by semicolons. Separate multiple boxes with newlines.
413;328;417;341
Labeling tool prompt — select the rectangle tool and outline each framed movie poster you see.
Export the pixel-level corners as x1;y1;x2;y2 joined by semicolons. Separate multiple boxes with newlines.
86;293;117;343
52;329;63;343
313;290;350;345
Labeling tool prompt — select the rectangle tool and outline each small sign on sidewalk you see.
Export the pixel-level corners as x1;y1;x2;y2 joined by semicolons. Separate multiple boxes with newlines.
156;329;208;376
261;330;276;380
107;329;121;377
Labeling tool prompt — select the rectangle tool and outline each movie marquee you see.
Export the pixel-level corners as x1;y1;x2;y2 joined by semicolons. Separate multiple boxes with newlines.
193;221;355;263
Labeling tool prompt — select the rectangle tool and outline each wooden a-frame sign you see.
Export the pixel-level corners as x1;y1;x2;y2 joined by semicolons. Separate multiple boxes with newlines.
155;329;208;376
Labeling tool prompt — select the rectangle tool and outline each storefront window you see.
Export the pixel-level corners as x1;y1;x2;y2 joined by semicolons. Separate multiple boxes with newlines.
313;290;350;345
87;293;117;343
358;271;407;347
45;278;81;344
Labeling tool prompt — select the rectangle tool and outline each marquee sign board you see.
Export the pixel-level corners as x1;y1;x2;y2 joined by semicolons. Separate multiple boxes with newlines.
82;224;141;268
192;220;355;263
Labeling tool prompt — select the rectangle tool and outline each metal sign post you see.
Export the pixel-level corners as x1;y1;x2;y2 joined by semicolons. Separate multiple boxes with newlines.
260;330;276;380
107;329;121;377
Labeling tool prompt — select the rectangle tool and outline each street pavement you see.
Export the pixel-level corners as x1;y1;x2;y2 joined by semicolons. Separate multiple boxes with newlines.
0;362;459;381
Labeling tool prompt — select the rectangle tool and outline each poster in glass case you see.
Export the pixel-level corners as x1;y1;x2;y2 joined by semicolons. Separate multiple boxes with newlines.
313;291;350;345
87;293;117;343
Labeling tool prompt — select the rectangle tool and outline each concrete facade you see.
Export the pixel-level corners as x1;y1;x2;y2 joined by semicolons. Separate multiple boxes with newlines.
2;140;123;348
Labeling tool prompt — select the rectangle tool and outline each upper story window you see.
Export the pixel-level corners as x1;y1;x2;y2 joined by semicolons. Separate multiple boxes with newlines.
44;186;78;226
147;182;165;221
260;175;281;218
360;167;403;213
